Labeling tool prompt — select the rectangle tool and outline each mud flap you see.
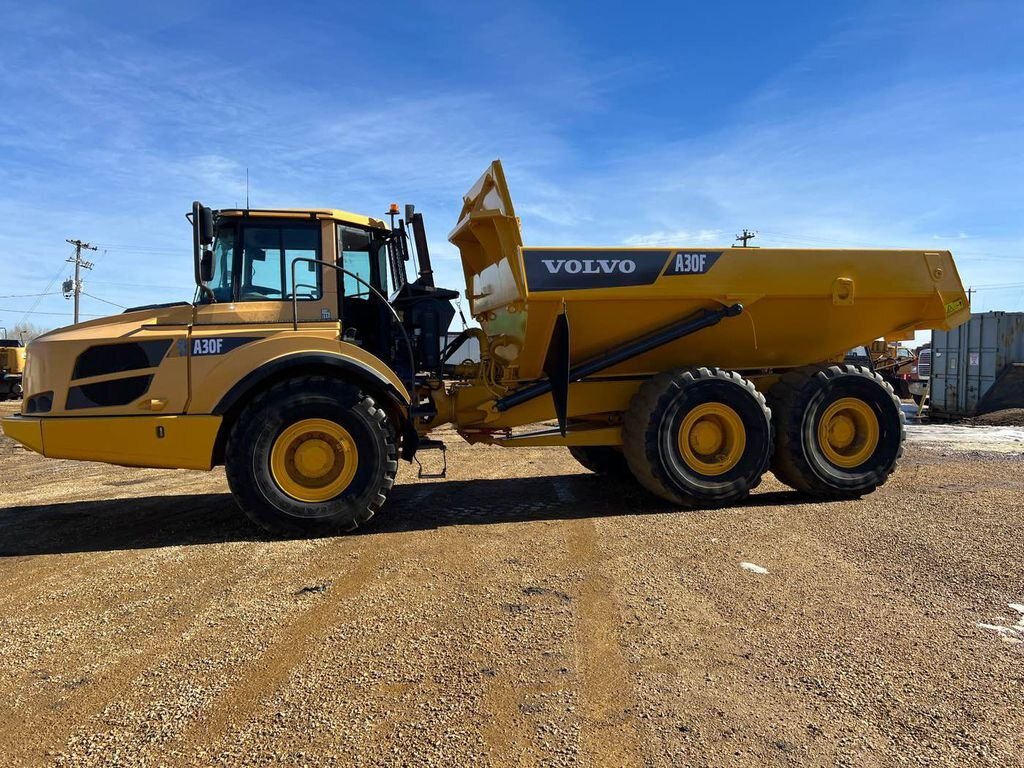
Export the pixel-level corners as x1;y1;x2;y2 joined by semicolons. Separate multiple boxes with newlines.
544;310;571;436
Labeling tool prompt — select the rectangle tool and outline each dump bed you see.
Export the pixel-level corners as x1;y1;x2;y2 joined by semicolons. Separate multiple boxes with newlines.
449;161;971;381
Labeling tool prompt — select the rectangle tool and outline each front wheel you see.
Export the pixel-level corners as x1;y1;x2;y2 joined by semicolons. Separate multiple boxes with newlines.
225;376;397;536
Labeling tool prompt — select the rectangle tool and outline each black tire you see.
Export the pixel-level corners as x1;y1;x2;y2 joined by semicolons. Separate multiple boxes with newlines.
568;446;631;477
768;365;904;498
225;376;397;536
622;367;773;506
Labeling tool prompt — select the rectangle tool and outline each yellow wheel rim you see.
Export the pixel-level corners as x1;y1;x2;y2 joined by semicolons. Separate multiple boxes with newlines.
676;403;746;476
817;397;879;469
270;418;359;502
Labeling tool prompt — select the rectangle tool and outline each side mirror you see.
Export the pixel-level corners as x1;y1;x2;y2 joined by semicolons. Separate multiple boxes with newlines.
199;206;214;245
200;249;214;282
191;200;215;286
404;203;415;222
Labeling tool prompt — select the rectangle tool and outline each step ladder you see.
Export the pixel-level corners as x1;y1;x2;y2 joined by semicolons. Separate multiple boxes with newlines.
413;438;447;479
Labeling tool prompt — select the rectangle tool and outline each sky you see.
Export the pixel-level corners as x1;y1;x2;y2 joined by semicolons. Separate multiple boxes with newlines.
0;0;1022;340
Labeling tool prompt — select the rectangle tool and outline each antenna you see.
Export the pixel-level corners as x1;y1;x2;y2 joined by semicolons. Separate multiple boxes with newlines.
246;168;250;210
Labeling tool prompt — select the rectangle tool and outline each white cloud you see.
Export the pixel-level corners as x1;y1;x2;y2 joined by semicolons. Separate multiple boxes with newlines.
622;229;722;246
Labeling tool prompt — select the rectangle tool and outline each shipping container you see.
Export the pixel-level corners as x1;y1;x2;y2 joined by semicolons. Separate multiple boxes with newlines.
930;311;1024;418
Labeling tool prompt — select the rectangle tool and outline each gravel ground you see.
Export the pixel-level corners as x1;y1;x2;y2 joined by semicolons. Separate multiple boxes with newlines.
1;402;1022;767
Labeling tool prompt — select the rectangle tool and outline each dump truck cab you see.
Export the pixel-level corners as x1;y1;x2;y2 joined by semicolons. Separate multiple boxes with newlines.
196;208;391;357
194;203;457;389
3;160;971;536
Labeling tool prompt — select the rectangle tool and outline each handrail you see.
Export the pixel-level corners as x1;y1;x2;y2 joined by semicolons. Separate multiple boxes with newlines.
289;257;417;407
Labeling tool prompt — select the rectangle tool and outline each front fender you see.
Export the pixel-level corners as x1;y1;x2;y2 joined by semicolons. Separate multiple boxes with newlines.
210;351;411;417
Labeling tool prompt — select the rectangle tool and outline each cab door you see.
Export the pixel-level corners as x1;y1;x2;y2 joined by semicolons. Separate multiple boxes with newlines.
337;223;391;363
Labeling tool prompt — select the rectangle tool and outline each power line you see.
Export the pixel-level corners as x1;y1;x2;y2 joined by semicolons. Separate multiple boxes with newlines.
0;291;62;299
756;230;881;248
21;260;70;326
92;244;184;254
968;281;1024;290
754;230;1022;261
81;291;126;309
0;307;104;318
88;280;161;288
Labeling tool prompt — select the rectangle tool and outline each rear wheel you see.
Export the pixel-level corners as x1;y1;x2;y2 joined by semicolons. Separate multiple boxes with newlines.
568;446;631;477
623;367;773;506
225;376;397;536
768;365;904;497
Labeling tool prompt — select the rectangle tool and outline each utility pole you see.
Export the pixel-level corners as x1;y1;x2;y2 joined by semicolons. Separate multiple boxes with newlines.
735;229;757;247
966;286;975;306
64;239;97;324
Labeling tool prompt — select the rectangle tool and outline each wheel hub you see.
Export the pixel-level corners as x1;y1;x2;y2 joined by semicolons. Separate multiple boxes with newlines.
689;420;724;455
270;418;359;502
817;397;879;469
293;439;334;478
677;403;746;476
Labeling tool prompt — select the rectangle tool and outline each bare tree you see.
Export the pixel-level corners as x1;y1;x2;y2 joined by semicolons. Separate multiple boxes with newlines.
9;322;48;343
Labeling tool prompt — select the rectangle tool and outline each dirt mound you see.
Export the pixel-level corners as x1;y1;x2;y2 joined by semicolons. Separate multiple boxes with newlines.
969;408;1024;427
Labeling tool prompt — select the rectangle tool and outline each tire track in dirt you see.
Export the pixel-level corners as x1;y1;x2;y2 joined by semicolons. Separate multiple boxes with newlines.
402;483;584;765
567;516;643;766
164;542;383;757
43;536;361;765
1;536;320;765
481;674;535;766
2;567;246;764
0;551;123;607
0;489;235;607
474;532;549;767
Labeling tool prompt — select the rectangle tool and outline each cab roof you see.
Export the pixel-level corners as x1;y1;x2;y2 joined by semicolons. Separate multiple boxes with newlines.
217;207;387;229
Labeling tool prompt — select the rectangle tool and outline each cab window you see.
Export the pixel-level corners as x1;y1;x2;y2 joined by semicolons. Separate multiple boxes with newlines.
238;224;322;301
207;222;236;302
337;225;387;297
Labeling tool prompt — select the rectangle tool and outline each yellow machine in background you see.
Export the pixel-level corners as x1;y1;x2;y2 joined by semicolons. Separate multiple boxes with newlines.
846;339;917;399
2;161;970;534
0;337;26;400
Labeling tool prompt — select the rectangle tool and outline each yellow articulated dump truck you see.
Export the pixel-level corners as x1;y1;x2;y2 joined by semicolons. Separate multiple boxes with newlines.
0;337;26;400
2;161;970;534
